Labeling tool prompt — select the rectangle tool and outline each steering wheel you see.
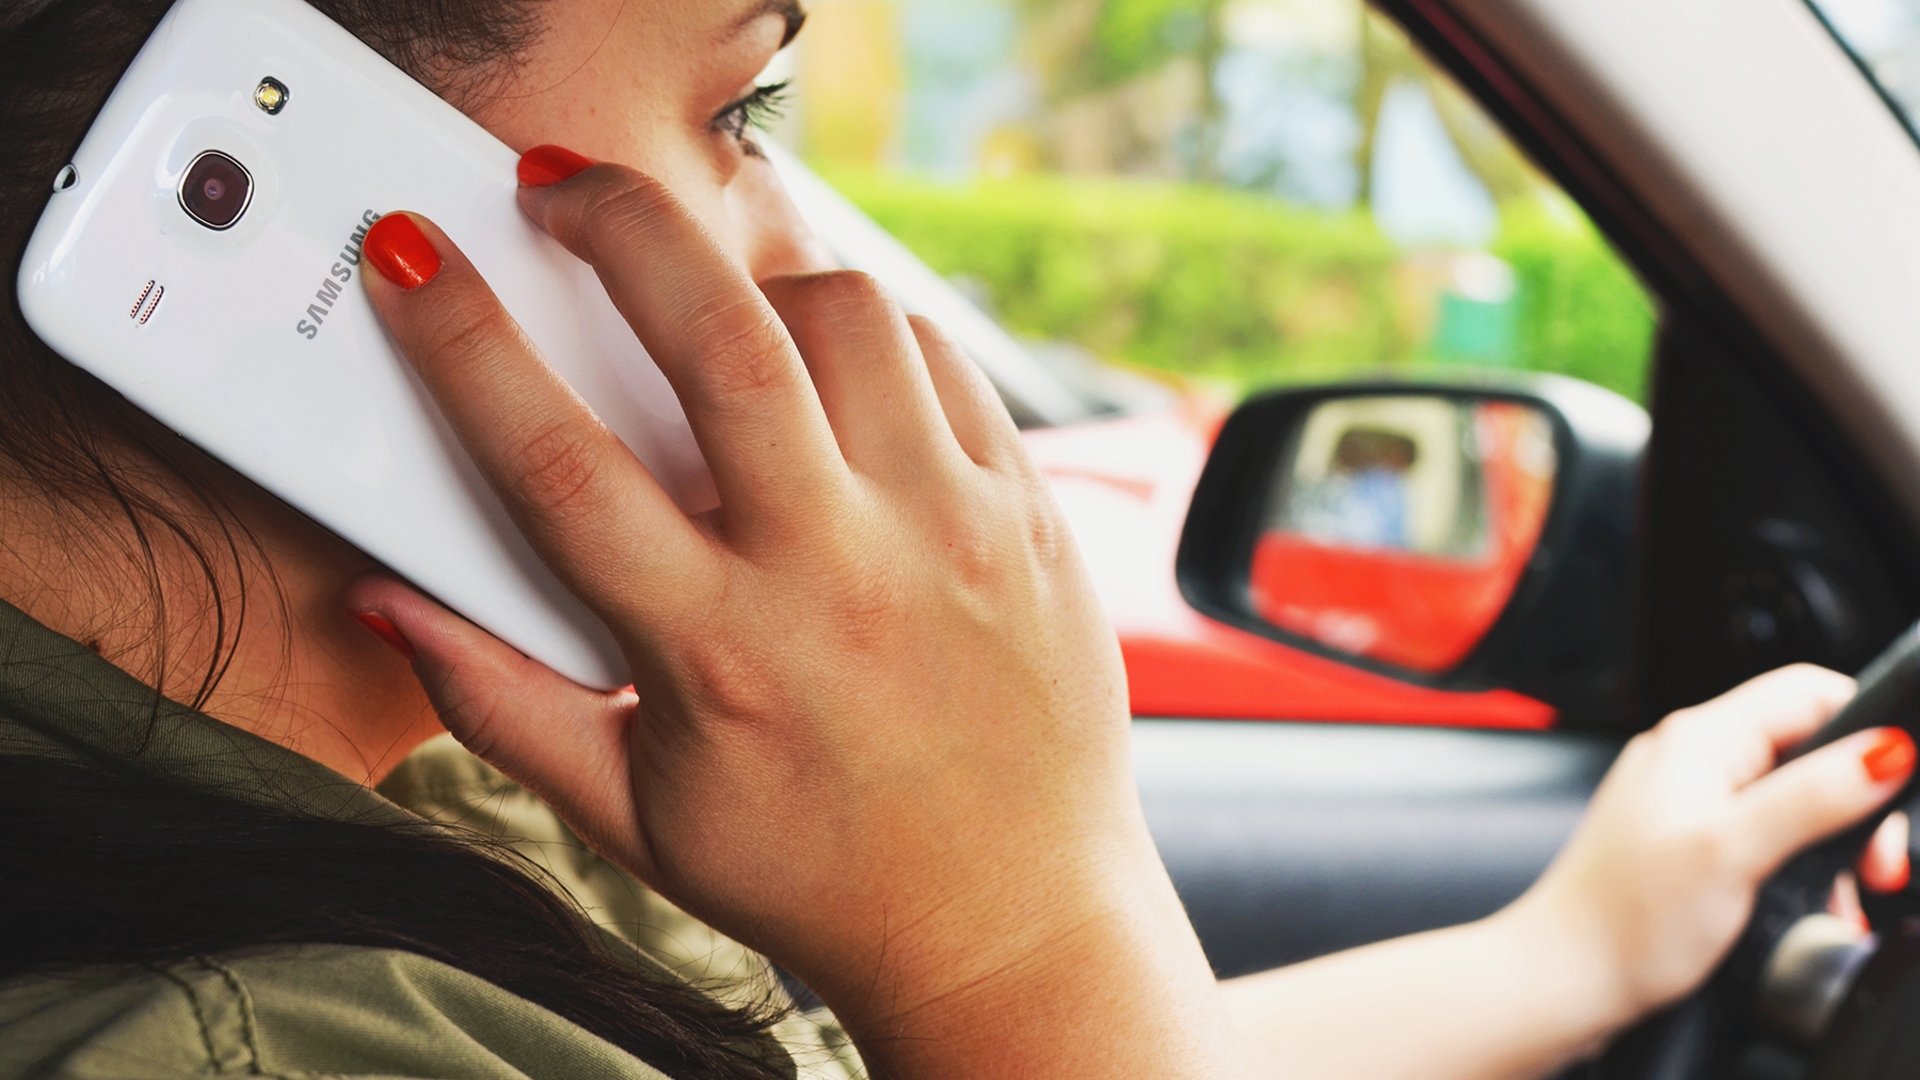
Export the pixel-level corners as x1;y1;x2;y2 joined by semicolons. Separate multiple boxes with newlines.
1596;623;1920;1080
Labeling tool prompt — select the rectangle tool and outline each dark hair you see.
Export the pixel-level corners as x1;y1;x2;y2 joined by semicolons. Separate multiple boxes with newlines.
0;755;791;1079
0;0;548;707
0;5;792;1078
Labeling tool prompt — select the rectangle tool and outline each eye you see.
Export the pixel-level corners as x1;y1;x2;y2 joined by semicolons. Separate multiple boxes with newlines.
711;80;792;156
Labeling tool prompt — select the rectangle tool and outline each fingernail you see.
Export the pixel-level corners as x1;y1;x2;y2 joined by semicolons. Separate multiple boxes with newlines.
363;214;442;290
518;144;596;187
353;611;416;662
1864;728;1916;783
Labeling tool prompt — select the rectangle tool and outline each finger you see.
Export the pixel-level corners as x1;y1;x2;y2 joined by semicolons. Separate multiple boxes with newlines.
359;212;713;626
1860;810;1912;893
1695;664;1858;749
517;162;850;525
1672;665;1857;788
908;314;1026;471
345;573;651;873
1829;871;1869;931
756;272;960;480
1734;727;1916;878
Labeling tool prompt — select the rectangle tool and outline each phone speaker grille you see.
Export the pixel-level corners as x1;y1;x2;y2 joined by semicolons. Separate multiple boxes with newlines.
129;280;164;326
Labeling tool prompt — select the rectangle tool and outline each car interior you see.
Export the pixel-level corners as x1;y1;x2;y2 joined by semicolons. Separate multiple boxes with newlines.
1081;1;1920;1076
23;0;1920;1073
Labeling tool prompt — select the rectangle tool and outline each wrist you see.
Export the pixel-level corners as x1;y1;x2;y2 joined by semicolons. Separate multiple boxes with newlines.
806;828;1246;1079
1494;885;1643;1056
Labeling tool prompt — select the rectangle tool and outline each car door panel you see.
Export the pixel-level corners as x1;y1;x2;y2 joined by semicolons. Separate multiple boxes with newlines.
1136;719;1617;977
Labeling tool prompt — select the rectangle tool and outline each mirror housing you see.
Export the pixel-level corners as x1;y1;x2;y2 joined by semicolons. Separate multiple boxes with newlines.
1177;375;1648;726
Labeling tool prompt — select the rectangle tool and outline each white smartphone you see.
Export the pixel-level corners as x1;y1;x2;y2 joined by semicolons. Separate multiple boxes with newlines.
17;0;716;689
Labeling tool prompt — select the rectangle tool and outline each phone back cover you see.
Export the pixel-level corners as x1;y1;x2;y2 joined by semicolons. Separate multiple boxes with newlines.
18;0;716;688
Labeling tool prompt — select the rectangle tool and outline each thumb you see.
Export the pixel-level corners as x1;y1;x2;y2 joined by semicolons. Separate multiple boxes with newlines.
1734;727;1916;879
344;572;647;865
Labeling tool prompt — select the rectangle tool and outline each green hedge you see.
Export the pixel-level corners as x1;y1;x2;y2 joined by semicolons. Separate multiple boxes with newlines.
1493;205;1656;402
823;168;1657;402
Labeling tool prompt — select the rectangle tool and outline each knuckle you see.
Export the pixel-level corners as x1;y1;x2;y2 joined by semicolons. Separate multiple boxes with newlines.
776;271;902;342
684;298;800;396
908;313;971;367
1606;732;1655;778
1028;501;1074;569
567;170;678;258
996;478;1076;576
934;497;1056;615
829;566;911;649
945;525;1008;591
427;666;498;757
1623;730;1661;758
805;270;896;316
1696;819;1749;875
679;637;779;726
1654;705;1720;747
507;418;609;519
416;294;518;370
764;269;898;340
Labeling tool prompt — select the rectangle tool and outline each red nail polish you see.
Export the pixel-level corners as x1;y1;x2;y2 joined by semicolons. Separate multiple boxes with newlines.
353;611;416;662
363;214;442;290
1864;728;1916;783
518;144;596;187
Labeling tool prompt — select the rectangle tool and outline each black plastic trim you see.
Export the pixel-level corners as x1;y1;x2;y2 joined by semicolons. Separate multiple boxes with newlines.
1177;373;1642;724
1367;0;1920;727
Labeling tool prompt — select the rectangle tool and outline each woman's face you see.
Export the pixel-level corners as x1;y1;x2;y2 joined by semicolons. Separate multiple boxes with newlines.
464;0;829;281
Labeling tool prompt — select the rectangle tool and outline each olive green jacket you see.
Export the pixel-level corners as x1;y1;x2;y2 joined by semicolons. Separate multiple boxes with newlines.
0;601;861;1079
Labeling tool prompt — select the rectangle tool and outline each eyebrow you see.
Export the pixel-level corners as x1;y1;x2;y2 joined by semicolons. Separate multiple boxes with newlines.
733;0;808;48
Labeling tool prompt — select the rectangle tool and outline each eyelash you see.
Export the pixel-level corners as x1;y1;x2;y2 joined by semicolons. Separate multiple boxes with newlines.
712;81;792;154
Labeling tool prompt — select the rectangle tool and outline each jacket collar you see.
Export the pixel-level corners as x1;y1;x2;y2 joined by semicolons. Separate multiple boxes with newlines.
0;598;412;827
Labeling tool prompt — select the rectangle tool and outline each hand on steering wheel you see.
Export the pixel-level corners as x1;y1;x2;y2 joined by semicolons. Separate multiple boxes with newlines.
1505;666;1913;1049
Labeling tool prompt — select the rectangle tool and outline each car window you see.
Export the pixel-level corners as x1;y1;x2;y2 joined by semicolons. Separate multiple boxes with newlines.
766;0;1656;407
1806;0;1920;142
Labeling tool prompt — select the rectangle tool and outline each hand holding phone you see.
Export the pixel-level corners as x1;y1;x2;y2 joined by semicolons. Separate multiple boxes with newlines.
339;158;1248;1078
19;0;713;687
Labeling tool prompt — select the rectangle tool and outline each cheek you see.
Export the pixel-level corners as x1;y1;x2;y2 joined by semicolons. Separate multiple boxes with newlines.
601;139;745;250
541;128;834;283
727;161;839;280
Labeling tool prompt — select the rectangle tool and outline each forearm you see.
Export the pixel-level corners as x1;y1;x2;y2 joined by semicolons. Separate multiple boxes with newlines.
1221;895;1631;1080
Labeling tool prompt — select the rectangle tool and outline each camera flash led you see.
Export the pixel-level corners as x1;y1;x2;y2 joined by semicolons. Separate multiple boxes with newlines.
254;77;290;115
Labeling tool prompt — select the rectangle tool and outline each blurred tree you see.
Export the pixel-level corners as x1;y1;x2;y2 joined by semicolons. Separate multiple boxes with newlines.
1086;0;1221;89
796;0;905;164
1356;11;1547;207
1016;0;1228;177
1011;1;1547;205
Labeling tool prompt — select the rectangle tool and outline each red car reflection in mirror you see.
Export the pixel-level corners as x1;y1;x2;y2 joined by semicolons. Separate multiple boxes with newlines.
1021;398;1557;728
1246;399;1557;673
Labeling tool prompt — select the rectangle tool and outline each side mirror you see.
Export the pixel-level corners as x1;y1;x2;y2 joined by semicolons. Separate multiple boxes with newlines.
1177;376;1649;726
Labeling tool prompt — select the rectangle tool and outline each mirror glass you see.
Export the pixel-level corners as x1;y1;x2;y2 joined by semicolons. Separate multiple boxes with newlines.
1247;396;1557;673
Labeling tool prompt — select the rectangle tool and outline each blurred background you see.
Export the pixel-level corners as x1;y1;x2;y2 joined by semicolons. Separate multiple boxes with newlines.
762;0;1658;403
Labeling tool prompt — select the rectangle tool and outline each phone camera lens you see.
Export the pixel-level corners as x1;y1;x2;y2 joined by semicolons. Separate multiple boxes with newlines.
179;150;253;230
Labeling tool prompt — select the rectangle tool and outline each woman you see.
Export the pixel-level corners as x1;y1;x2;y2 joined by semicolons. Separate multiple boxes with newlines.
0;1;1913;1077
